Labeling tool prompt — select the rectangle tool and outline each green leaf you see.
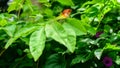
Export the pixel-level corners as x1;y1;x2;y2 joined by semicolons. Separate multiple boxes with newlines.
66;18;87;33
71;51;93;65
14;25;38;39
20;37;29;45
17;49;23;56
63;22;86;35
71;55;85;65
3;25;16;37
104;25;112;33
3;25;38;50
4;38;16;49
62;23;76;50
7;0;23;12
45;22;76;53
92;0;105;3
29;26;46;61
103;43;120;51
84;4;100;17
0;19;7;26
39;0;49;3
44;8;53;17
87;27;96;35
94;49;103;60
56;0;74;6
44;54;66;68
115;56;120;65
7;2;16;12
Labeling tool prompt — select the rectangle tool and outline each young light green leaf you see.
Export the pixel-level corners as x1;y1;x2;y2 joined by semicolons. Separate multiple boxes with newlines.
39;0;49;3
94;49;103;60
92;0;105;3
45;22;76;53
56;0;74;6
29;27;46;61
7;0;23;12
103;43;120;51
3;24;16;37
0;19;7;26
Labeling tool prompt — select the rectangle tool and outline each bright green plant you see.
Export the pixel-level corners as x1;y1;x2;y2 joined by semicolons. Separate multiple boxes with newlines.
0;0;120;68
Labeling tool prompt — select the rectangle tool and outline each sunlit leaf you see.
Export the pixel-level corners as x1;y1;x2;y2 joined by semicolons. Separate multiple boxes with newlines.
29;26;46;61
63;21;86;36
92;0;105;3
4;38;16;49
87;27;96;35
14;25;38;39
39;0;49;3
94;49;103;60
56;0;74;6
103;43;120;51
0;19;7;26
7;0;23;12
45;22;76;53
62;22;76;50
115;56;120;65
3;25;16;37
66;18;87;33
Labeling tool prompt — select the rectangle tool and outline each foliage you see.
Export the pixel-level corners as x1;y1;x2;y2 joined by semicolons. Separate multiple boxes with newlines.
0;0;120;68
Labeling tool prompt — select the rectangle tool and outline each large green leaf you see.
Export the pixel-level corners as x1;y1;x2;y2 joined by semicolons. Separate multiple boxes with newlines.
3;25;38;50
66;18;87;34
29;26;46;61
56;0;74;6
63;22;86;35
62;23;76;49
44;54;66;68
45;22;76;53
